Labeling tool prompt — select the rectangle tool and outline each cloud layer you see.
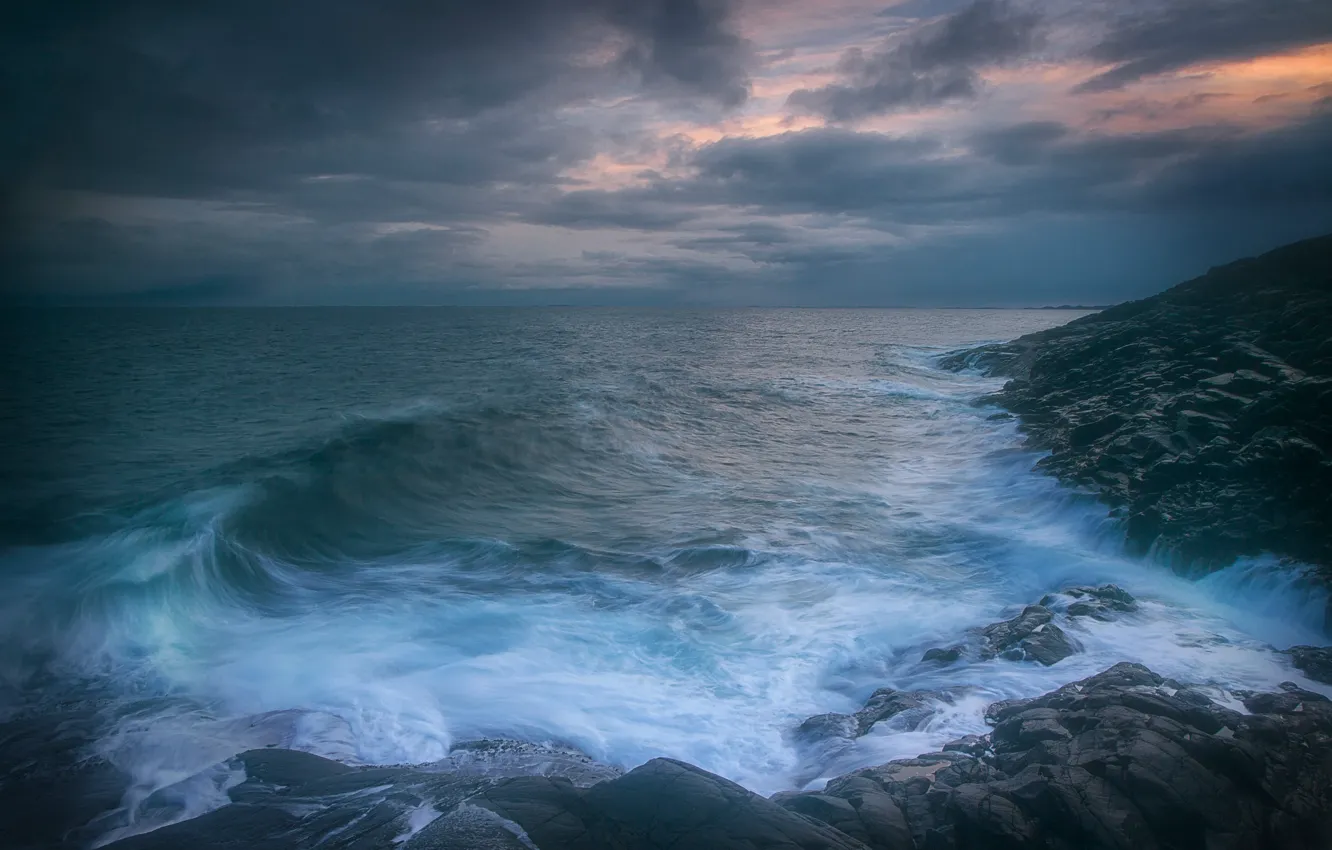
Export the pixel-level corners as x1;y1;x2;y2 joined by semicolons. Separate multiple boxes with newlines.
3;0;1331;305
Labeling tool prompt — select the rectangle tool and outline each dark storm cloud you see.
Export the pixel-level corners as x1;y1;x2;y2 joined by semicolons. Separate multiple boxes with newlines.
678;104;1332;223
0;0;751;199
493;99;1332;239
611;0;753;107
1075;0;1332;93
787;0;1043;121
3;213;496;305
498;129;960;230
965;108;1332;214
688;129;957;212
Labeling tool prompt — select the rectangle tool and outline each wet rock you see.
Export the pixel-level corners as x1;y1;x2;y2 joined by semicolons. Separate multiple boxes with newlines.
796;712;860;744
779;783;911;850
438;738;623;787
96;662;1332;850
791;712;863;783
409;804;535;849
854;688;942;735
792;688;952;784
786;662;1332;850
0;712;131;850
1040;584;1138;621
1285;645;1332;684
921;645;964;665
795;688;948;748
232;747;354;786
1069;412;1127;447
1242;681;1330;714
942;735;989;758
980;605;1080;666
99;741;624;850
474;758;871;849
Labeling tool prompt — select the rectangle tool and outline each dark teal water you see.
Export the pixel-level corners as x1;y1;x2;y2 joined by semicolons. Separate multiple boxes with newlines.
1;308;1325;844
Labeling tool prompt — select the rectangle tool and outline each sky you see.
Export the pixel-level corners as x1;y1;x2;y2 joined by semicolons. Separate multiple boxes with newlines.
3;0;1331;306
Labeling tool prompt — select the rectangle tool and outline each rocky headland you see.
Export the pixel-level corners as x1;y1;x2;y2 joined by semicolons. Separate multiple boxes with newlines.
941;233;1332;575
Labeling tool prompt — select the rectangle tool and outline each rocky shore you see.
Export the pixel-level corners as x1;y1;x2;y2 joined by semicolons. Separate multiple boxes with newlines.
941;233;1332;575
2;585;1320;850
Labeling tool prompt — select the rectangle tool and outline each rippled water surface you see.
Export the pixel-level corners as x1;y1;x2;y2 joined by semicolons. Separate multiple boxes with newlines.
2;308;1327;841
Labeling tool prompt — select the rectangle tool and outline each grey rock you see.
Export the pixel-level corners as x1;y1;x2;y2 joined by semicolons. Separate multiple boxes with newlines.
409;804;534;849
786;662;1332;850
1040;584;1138;621
474;758;871;849
97;741;622;850
1285;645;1332;684
942;735;989;758
796;712;860;744
980;605;1080;666
94;662;1332;850
921;645;964;665
854;688;943;735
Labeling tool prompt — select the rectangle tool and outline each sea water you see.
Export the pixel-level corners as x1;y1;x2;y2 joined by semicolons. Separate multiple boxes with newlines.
1;308;1326;842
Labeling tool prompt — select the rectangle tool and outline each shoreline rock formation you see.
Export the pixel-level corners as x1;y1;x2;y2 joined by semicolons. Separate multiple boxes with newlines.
83;659;1332;850
48;584;1324;850
941;233;1332;577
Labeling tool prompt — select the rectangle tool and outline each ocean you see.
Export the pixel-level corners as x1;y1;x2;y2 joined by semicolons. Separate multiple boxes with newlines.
2;308;1327;845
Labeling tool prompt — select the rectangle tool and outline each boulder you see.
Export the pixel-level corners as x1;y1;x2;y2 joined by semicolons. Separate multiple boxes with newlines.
921;645;964;665
980;605;1080;666
474;758;871;849
1039;585;1138;621
854;688;942;736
